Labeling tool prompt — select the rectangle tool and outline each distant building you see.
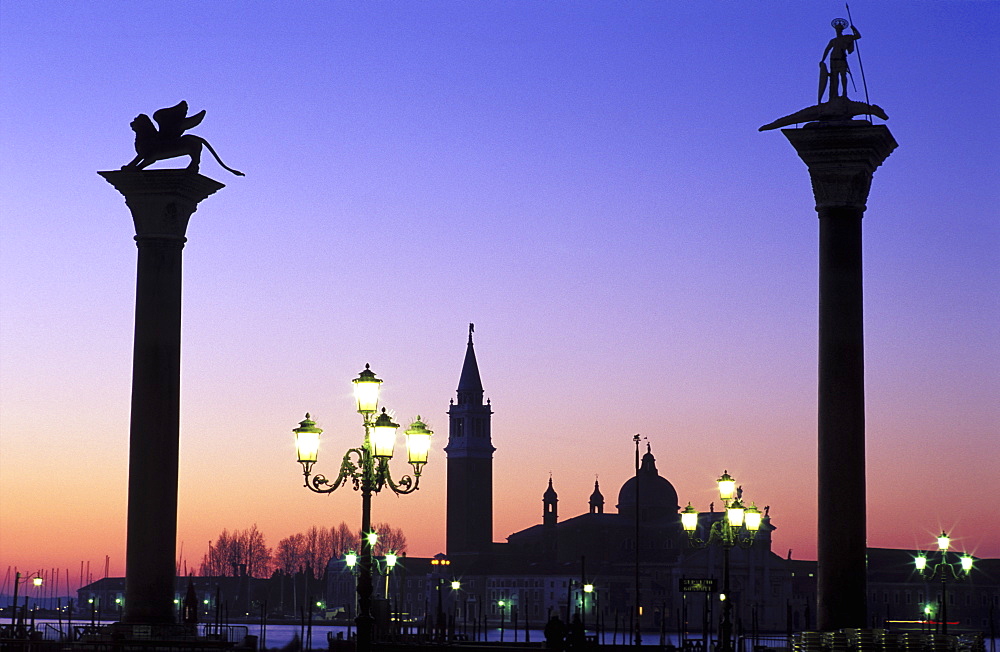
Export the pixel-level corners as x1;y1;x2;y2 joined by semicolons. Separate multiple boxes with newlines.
323;327;997;636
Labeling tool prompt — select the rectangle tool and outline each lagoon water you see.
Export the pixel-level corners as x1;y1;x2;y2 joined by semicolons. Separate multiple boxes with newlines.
28;617;683;648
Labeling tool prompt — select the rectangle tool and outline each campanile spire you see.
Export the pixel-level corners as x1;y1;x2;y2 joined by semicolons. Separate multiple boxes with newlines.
445;324;495;556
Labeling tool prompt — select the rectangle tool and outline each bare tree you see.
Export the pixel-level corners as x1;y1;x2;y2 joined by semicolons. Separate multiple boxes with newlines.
370;522;407;556
330;522;356;558
200;525;273;578
274;532;307;575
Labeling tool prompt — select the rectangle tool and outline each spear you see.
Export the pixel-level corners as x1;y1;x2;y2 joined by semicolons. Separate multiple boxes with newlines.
845;3;872;109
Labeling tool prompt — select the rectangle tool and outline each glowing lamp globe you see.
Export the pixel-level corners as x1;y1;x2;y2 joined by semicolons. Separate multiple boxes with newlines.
726;498;746;528
371;408;399;458
744;503;762;532
293;414;323;473
914;555;928;571
717;471;737;502
405;416;433;470
937;532;951;551
385;552;398;569
451;581;461;590
344;552;357;568
353;364;382;414
960;554;973;572
681;503;699;532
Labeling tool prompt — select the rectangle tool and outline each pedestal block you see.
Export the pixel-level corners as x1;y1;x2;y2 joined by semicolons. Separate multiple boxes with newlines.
100;170;224;624
783;123;896;631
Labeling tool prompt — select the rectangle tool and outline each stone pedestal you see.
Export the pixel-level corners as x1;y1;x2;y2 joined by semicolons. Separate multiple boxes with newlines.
99;170;224;624
783;123;896;631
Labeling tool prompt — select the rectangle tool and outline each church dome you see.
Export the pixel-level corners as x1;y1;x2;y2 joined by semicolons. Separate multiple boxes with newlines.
616;446;679;519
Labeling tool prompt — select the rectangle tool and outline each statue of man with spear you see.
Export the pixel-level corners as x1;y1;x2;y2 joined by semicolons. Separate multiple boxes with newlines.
819;17;861;103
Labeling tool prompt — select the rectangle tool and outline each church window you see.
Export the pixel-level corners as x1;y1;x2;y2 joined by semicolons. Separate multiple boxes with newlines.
455;419;464;437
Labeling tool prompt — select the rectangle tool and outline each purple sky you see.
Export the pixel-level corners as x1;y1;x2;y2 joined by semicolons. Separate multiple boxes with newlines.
1;2;997;588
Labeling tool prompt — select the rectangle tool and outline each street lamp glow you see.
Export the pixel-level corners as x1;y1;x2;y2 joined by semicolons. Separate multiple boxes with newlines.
293;414;322;474
936;531;951;551
294;364;428;652
914;554;928;571
717;471;737;502
32;577;43;588
405;416;433;470
682;472;761;652
681;503;699;532
371;409;399;458
451;581;461;590
960;554;973;572
583;584;594;593
385;552;398;569
726;498;745;528
353;364;382;414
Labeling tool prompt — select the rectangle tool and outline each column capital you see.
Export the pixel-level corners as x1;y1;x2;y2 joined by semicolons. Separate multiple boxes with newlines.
99;170;225;240
783;124;897;212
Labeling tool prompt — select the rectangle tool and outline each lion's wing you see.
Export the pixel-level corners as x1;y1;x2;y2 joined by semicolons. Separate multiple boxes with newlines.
180;110;206;133
153;101;201;139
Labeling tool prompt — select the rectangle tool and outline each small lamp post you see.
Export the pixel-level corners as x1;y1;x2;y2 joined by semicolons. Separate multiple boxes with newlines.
582;583;594;632
914;531;973;635
498;599;507;643
682;471;763;652
9;573;43;632
293;364;432;652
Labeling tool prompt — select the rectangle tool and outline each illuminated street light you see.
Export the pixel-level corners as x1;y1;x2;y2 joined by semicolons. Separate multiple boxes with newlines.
8;573;43;633
915;531;973;635
292;364;432;652
681;471;763;652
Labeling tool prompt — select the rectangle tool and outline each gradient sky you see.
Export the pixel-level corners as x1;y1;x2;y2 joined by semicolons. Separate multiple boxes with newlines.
1;2;997;594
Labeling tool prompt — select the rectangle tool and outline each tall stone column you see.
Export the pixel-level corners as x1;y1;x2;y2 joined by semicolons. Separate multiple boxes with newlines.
99;170;224;625
783;124;896;631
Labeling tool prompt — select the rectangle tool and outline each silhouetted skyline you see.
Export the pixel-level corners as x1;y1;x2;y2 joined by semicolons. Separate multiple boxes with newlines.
1;2;997;589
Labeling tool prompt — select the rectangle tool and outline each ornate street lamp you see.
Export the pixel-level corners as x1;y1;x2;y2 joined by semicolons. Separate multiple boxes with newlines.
914;531;973;635
681;471;763;652
292;364;432;652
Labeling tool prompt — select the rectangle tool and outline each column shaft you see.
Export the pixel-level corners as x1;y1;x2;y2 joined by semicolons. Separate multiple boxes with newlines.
817;206;867;630
100;170;224;625
782;124;896;631
123;235;185;624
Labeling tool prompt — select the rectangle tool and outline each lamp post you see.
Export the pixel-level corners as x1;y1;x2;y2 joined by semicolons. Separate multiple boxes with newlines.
633;433;645;646
9;573;43;632
448;581;461;635
293;364;432;652
914;531;973;636
498;599;507;643
682;471;763;652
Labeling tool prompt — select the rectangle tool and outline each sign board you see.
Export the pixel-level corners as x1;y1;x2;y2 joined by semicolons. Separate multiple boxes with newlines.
679;578;717;593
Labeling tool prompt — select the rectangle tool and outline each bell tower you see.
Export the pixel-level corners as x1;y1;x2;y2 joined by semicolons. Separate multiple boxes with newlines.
445;324;495;556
